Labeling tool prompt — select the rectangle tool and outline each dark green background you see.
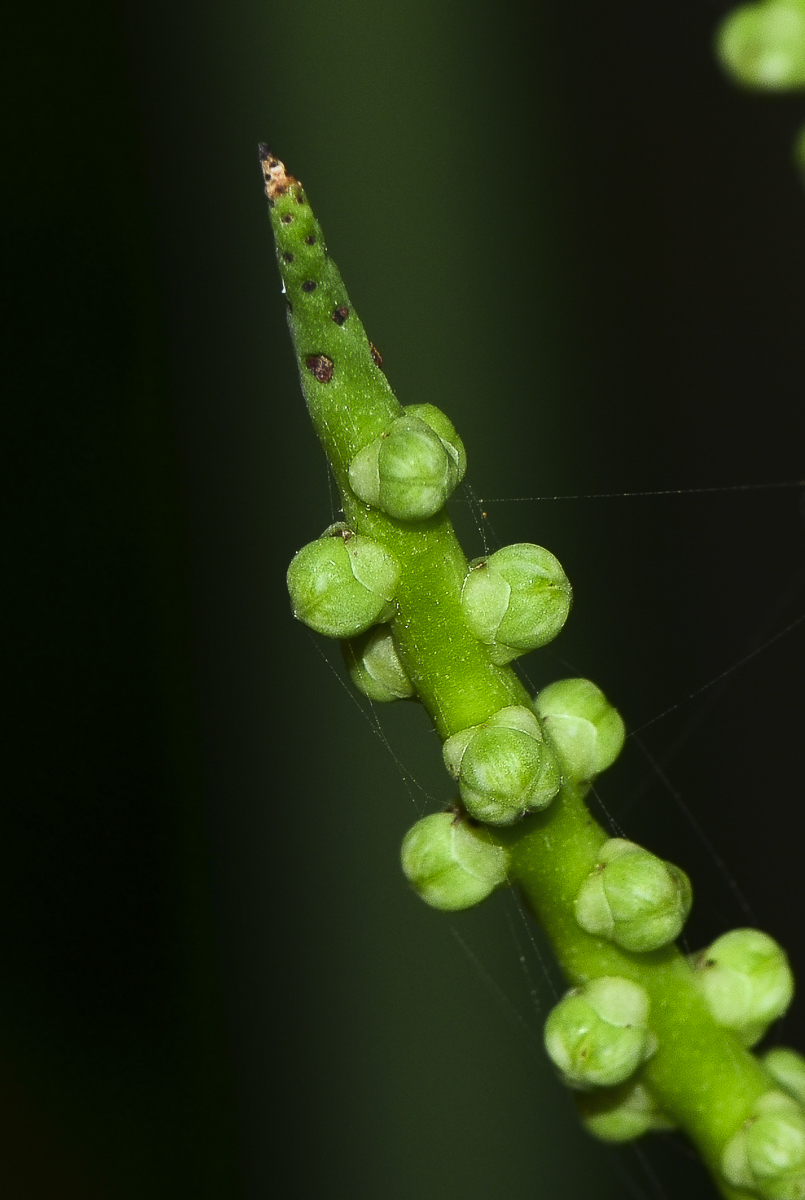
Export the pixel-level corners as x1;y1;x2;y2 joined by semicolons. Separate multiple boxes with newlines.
5;1;805;1196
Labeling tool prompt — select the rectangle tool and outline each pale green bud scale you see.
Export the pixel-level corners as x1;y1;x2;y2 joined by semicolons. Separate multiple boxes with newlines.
342;624;415;702
442;705;560;825
534;678;625;783
400;811;509;911
763;1048;805;1108
722;1090;805;1198
460;544;572;665
544;976;657;1090
717;0;805;90
691;929;794;1047
576;1079;676;1143
406;404;467;479
286;525;400;639
574;838;692;952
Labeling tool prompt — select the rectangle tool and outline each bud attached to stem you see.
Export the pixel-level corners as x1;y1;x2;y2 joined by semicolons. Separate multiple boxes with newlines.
460;544;572;665
722;1090;805;1198
763;1048;805;1108
574;838;692;952
401;811;510;911
286;524;400;639
576;1078;675;1143
691;929;794;1047
343;624;416;702
349;404;466;520
544;976;657;1090
534;678;625;784
443;704;560;825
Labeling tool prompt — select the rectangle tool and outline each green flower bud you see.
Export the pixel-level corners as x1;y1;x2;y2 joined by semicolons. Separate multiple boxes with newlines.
286;524;400;638
544;976;657;1091
722;1091;805;1199
717;0;805;90
576;1079;675;1143
691;929;795;1047
342;624;415;702
574;838;692;953
400;811;509;911
534;678;625;783
348;407;466;520
443;705;561;826
763;1048;805;1108
460;544;572;666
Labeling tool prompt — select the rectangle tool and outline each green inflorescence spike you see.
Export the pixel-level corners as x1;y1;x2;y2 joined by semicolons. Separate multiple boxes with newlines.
261;149;800;1200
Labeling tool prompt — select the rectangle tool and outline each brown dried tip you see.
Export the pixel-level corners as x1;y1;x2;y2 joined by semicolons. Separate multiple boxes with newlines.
257;145;301;202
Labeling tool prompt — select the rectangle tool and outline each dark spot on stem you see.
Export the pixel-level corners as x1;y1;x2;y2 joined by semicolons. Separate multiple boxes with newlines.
281;214;293;224
282;252;294;263
305;354;334;383
332;306;349;326
301;280;317;293
369;343;383;367
295;192;306;204
305;235;316;245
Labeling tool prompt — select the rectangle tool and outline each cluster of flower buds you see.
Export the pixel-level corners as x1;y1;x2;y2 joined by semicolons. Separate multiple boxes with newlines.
400;811;509;911
573;838;692;953
270;150;804;1186
348;403;467;520
543;976;657;1090
690;928;794;1047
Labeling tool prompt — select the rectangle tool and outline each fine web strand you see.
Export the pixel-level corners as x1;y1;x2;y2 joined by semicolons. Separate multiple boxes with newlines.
629;731;756;929
303;630;438;816
446;922;547;1057
467;479;805;504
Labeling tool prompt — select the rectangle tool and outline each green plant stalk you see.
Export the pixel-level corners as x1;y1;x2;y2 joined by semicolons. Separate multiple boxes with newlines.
261;148;788;1199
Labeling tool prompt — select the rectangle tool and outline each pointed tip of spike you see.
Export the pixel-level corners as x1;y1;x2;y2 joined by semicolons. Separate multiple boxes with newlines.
258;145;302;203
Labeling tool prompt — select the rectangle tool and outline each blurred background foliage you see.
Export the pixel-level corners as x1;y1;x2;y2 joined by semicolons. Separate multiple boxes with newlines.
5;0;805;1196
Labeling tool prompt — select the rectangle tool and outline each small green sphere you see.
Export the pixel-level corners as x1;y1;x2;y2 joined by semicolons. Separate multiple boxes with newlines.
722;1091;805;1197
443;705;561;825
691;929;795;1047
574;838;692;952
544;976;657;1091
717;0;805;90
286;526;400;638
534;678;625;783
460;544;572;665
400;811;509;911
343;625;415;702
